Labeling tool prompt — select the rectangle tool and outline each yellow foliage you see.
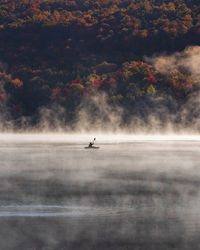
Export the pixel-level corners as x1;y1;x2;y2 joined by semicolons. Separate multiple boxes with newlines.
147;84;156;95
70;83;84;95
109;95;123;103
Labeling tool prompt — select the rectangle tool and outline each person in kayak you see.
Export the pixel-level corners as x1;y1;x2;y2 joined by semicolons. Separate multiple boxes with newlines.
89;142;94;147
88;138;96;147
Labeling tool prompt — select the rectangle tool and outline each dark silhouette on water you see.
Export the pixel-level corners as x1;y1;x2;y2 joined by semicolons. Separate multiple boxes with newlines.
89;138;95;147
85;138;99;149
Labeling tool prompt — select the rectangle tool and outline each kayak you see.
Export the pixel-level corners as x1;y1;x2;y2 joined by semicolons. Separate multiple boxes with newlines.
84;146;99;149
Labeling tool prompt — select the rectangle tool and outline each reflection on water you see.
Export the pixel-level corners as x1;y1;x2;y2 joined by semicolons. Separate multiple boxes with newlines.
0;205;88;217
0;205;137;217
0;135;200;249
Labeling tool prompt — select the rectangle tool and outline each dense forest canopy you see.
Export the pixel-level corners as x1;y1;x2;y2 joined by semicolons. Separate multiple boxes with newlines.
0;0;200;131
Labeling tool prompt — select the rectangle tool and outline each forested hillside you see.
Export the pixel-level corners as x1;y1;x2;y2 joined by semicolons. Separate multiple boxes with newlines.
0;0;200;130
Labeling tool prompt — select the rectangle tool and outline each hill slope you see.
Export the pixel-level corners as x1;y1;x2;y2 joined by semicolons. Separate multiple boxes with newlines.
0;0;200;131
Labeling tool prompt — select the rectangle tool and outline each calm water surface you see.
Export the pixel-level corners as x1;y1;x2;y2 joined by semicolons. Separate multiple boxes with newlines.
0;135;200;250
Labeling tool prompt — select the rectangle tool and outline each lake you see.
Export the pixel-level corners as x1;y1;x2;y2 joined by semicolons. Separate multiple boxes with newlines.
0;134;200;250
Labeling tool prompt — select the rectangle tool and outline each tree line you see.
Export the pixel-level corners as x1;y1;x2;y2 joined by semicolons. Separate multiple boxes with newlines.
0;0;199;127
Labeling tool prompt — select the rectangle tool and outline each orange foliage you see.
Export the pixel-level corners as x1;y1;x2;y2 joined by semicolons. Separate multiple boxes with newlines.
12;78;23;87
0;73;23;87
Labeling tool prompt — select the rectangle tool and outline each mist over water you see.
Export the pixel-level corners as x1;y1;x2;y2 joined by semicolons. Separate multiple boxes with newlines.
1;0;200;247
0;134;200;249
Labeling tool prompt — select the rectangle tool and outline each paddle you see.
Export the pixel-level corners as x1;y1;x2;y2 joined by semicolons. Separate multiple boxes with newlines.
93;138;96;145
